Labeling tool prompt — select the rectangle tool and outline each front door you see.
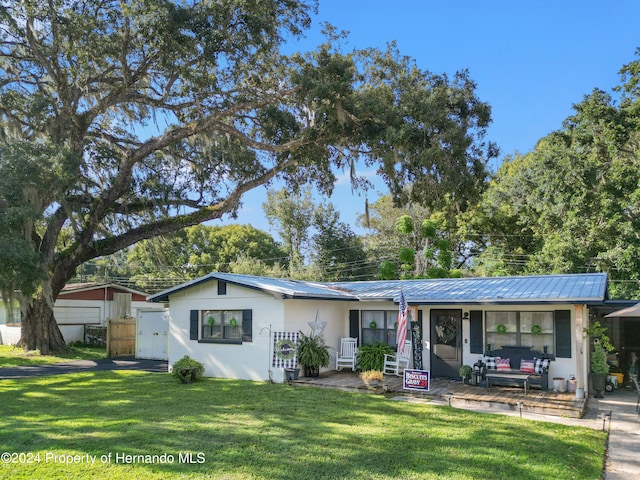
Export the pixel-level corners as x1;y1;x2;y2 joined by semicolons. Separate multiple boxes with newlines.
430;309;462;378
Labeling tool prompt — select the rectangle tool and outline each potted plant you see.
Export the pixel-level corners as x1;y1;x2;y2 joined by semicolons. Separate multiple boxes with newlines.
359;370;384;388
297;331;330;377
459;365;473;385
590;344;609;398
584;321;613;398
356;342;395;372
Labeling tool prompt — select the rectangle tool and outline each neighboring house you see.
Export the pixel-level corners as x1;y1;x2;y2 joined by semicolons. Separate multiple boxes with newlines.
0;282;154;345
148;271;615;398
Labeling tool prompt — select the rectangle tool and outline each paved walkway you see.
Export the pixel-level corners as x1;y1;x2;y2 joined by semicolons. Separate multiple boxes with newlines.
396;388;639;479
0;357;168;379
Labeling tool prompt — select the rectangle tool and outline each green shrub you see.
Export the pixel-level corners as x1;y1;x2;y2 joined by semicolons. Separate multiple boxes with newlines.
172;355;204;383
356;343;395;372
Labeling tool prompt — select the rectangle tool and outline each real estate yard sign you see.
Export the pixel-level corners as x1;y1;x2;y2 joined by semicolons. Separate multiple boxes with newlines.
403;369;430;392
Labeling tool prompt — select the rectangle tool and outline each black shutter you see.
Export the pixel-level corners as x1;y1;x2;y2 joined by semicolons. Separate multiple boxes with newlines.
218;281;227;295
469;310;484;354
242;309;253;342
349;310;360;342
190;310;199;340
555;310;571;358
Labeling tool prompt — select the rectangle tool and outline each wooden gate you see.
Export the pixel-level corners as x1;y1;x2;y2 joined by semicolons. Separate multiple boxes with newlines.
107;317;136;357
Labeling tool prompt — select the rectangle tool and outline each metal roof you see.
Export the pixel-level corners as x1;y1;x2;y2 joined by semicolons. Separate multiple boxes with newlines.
149;272;608;305
148;272;358;303
333;273;608;305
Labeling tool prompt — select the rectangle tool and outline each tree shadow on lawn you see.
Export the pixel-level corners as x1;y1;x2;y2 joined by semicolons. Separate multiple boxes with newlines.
0;372;606;480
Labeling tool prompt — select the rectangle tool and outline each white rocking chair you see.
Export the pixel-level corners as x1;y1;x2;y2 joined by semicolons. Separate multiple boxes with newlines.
383;340;412;376
335;337;358;371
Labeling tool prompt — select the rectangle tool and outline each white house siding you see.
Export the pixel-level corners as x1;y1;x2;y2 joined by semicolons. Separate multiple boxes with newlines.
0;325;21;345
0;300;20;345
53;298;157;325
166;280;286;382
446;303;587;391
283;299;356;371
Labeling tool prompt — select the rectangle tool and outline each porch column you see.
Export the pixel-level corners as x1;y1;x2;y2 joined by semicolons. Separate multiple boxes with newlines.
574;304;586;398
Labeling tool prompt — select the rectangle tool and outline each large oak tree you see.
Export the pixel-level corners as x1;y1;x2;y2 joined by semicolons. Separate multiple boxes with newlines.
0;0;495;353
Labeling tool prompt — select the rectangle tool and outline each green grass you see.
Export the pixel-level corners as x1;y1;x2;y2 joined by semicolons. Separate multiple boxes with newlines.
0;344;107;367
0;372;606;480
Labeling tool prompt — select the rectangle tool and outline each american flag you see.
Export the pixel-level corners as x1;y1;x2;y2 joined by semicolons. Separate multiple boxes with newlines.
397;289;408;354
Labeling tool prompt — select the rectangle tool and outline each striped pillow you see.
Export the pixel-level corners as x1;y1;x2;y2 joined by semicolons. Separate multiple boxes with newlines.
520;359;535;374
496;358;511;371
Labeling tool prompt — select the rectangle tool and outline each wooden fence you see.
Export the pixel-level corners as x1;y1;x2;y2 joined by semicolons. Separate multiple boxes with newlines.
106;317;136;357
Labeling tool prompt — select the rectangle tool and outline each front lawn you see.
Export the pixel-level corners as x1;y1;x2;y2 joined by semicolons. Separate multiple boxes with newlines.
0;372;605;479
0;344;107;367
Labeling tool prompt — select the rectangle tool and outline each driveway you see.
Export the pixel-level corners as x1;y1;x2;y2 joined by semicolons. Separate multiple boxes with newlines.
0;358;168;379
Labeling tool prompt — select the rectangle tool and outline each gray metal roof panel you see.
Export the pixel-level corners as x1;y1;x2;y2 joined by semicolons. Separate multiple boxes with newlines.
148;272;356;302
149;272;608;305
331;273;608;304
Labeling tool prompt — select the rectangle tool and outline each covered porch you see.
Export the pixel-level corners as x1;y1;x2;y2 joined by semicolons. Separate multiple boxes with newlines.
293;370;587;418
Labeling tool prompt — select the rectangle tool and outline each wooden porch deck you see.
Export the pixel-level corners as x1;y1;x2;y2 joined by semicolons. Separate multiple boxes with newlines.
292;370;587;418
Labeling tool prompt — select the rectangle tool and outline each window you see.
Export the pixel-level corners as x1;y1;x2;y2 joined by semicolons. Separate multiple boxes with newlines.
485;311;554;354
190;309;252;344
361;311;398;347
217;281;227;295
202;310;242;341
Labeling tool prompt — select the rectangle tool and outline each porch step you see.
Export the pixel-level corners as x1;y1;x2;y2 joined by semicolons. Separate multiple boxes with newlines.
294;371;587;418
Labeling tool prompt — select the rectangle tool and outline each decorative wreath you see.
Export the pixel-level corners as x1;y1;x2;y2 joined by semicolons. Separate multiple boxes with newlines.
229;318;238;328
531;324;542;335
275;339;297;361
496;324;507;334
435;317;458;344
206;316;215;326
369;321;377;330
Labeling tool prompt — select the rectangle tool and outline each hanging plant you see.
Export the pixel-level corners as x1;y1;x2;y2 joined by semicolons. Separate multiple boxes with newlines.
369;321;377;330
531;325;542;335
496;324;507;334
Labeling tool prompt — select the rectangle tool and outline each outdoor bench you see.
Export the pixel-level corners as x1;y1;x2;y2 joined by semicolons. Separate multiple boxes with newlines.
483;346;553;391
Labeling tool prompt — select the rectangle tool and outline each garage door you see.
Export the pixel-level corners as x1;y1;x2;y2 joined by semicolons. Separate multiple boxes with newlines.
137;310;168;360
54;306;101;325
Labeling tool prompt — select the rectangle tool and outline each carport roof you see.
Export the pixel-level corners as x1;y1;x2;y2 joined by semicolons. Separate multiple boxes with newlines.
148;272;608;305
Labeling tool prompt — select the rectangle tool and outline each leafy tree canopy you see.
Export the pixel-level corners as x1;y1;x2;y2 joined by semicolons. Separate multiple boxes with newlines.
128;224;286;280
465;50;640;297
0;0;495;352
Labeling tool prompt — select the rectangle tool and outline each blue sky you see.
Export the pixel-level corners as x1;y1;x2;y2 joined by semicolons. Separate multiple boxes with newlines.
230;1;640;236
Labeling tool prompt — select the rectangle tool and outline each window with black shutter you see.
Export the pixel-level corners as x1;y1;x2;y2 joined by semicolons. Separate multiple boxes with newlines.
191;308;252;344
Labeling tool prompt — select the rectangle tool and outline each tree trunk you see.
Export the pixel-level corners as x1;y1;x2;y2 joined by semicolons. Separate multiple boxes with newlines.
18;292;66;354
